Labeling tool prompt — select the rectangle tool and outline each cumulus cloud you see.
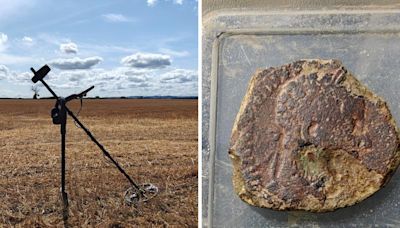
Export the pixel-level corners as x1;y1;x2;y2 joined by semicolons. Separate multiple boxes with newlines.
0;64;9;74
51;67;151;92
102;14;132;22
121;52;171;68
129;82;151;88
57;67;196;94
13;71;32;83
21;36;34;47
174;0;183;4
22;36;33;43
0;33;8;52
60;42;78;54
116;81;151;90
160;69;197;83
127;76;146;83
123;68;149;76
48;81;80;89
59;71;83;82
97;68;148;82
49;56;103;70
0;65;9;79
0;65;33;83
0;65;197;97
147;0;157;6
1;70;32;84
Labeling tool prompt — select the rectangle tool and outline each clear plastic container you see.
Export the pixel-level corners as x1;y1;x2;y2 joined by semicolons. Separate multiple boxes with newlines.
203;9;400;227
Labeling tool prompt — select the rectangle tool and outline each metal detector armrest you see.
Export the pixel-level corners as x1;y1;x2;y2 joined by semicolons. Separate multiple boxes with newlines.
65;86;94;102
31;65;51;83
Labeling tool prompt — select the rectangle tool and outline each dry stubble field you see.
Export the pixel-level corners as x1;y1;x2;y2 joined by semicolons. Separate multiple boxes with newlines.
0;99;198;227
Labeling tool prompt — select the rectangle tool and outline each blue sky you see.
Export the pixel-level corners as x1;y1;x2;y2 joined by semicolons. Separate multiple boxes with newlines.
0;0;198;98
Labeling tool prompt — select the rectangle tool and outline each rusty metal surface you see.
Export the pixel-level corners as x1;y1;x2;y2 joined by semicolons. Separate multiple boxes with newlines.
203;10;400;227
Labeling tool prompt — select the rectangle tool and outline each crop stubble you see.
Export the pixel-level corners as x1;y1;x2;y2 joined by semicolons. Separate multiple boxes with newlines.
0;99;198;227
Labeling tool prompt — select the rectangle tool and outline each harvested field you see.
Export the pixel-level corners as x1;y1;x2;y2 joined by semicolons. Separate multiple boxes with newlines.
0;99;198;227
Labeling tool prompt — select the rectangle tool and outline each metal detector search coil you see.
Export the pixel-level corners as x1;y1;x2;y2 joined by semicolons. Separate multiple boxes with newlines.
30;65;158;212
124;183;159;205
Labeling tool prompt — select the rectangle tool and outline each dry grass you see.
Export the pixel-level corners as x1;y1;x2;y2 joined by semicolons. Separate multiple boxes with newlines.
0;99;198;227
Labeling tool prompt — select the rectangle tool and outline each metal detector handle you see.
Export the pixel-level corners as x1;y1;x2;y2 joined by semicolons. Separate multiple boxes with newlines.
65;86;94;102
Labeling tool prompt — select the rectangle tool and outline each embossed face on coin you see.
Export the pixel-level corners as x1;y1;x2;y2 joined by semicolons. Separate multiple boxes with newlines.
229;59;400;212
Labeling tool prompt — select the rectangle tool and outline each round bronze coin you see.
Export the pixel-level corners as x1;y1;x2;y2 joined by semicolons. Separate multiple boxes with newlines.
229;59;400;212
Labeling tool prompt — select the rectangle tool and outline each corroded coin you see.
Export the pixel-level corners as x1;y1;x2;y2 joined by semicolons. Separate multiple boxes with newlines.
229;59;400;212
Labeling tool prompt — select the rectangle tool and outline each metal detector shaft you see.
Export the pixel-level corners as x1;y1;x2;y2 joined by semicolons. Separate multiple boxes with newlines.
39;79;57;98
66;107;143;192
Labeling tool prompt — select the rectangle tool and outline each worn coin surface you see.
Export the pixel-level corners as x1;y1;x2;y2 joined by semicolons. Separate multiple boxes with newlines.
229;59;400;212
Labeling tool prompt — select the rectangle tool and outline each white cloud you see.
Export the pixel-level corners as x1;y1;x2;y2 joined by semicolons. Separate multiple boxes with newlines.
60;42;78;54
147;0;184;6
1;67;32;84
121;52;171;68
174;0;183;5
0;34;37;64
55;67;148;83
0;33;8;52
0;65;197;97
160;69;197;83
123;68;150;76
46;67;153;92
13;71;32;84
0;65;9;80
159;48;189;57
49;56;103;70
97;68;150;86
147;0;157;6
22;36;33;43
102;13;132;22
0;65;39;84
21;36;34;47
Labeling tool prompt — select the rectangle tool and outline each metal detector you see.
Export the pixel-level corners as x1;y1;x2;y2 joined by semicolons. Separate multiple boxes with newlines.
30;65;158;212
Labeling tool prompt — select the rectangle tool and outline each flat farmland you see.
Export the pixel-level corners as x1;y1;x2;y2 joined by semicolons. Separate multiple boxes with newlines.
0;99;198;227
